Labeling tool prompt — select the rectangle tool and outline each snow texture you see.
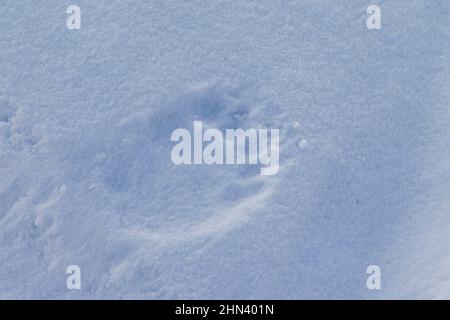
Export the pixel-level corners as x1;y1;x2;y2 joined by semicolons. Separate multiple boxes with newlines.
0;0;449;299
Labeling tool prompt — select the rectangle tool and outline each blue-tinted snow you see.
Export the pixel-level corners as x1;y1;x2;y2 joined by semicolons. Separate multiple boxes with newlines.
0;1;449;299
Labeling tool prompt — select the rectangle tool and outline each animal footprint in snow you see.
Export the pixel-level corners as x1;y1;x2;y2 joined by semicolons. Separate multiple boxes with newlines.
66;83;283;241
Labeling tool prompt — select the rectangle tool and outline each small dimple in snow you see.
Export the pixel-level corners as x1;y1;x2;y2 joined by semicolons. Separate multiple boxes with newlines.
0;96;16;123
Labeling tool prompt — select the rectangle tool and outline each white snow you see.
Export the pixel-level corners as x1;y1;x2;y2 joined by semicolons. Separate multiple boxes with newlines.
0;0;449;299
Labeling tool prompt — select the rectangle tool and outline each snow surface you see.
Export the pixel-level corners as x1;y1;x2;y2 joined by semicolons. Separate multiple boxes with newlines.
0;0;449;299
